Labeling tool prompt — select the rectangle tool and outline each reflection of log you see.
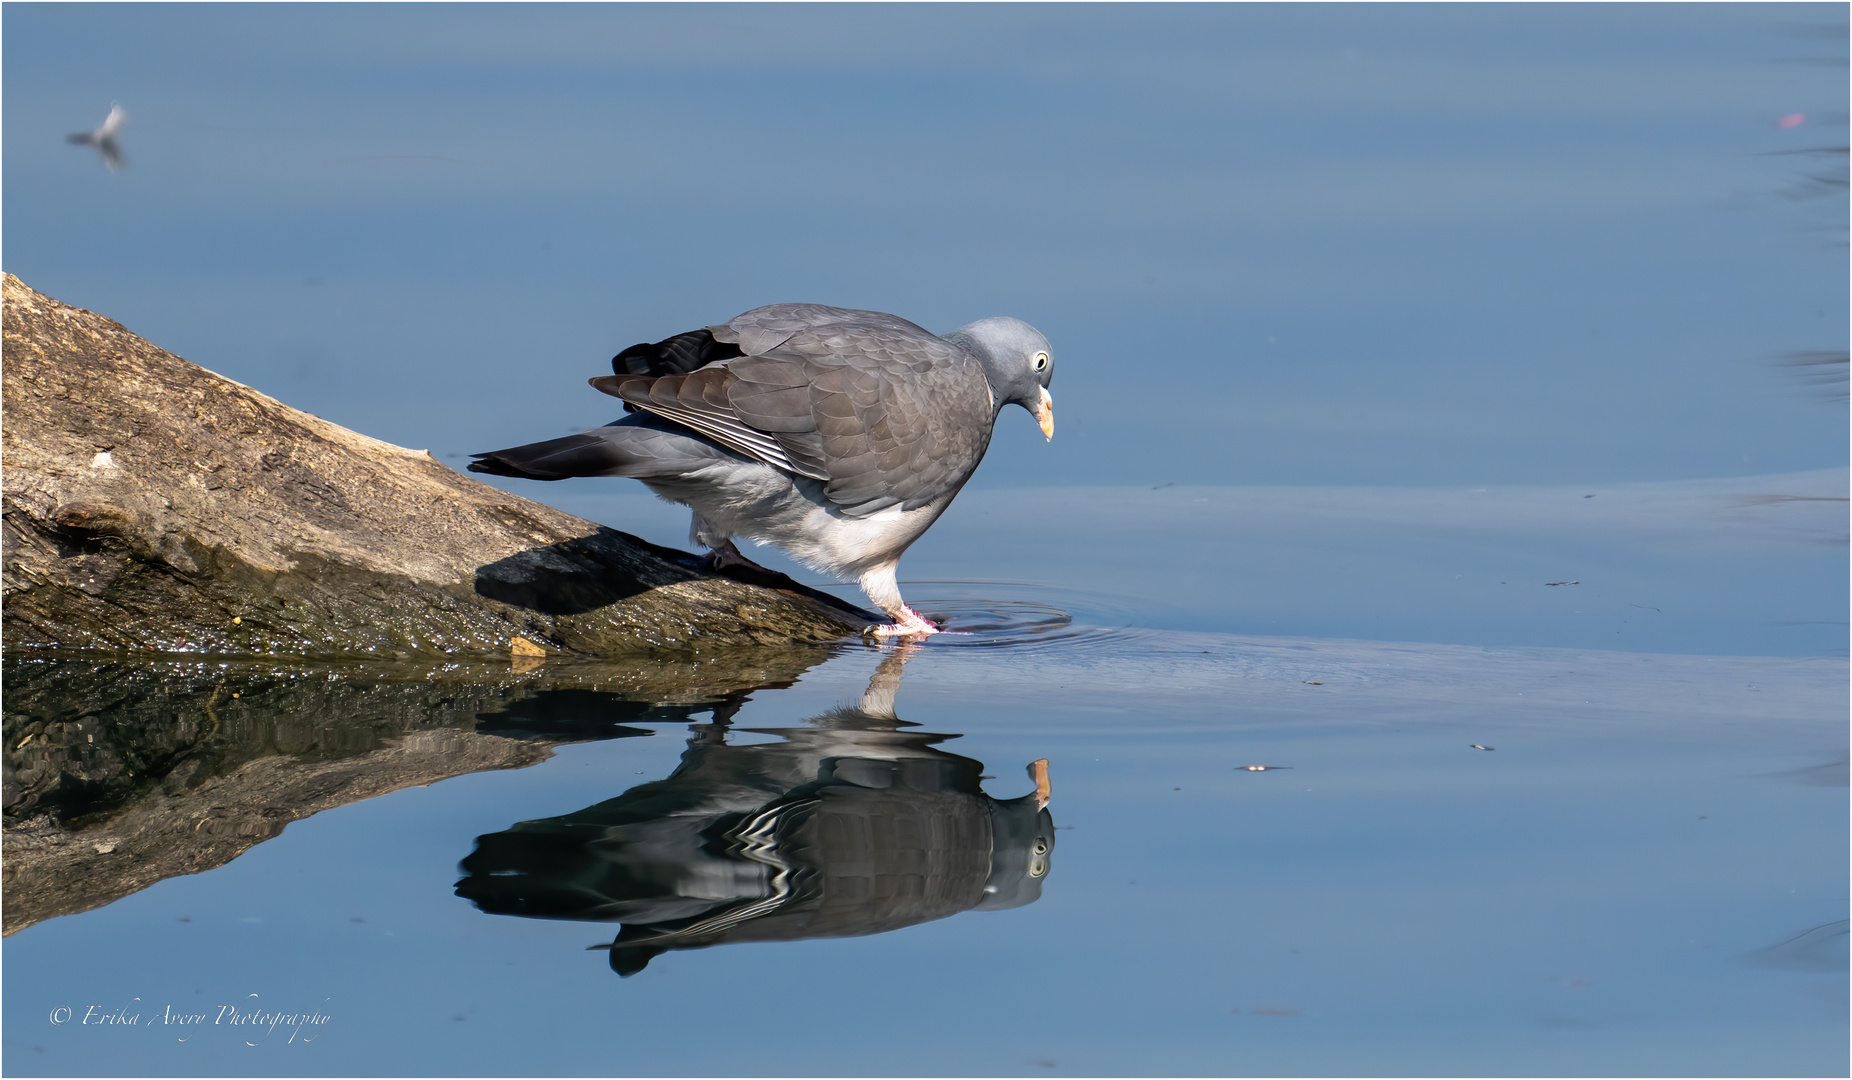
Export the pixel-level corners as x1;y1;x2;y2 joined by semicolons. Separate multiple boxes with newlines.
1;649;837;935
0;274;871;658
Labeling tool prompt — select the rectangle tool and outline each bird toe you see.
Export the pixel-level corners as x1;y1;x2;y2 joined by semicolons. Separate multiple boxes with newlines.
864;605;941;640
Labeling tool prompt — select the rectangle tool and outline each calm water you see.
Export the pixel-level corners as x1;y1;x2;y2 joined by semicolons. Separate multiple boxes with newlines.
3;4;1847;1077
3;603;1844;1078
4;473;1847;1077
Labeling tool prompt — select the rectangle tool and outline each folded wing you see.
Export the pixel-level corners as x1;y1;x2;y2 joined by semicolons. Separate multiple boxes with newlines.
589;305;995;518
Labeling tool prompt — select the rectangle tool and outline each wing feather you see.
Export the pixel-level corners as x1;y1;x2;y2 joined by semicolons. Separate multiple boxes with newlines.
593;305;998;516
589;372;817;478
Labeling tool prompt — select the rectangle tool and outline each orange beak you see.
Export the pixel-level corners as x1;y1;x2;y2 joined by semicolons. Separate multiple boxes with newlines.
1029;758;1052;809
1034;387;1055;441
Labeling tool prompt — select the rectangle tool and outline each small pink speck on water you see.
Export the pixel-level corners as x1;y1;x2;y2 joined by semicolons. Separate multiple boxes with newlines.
1777;113;1805;129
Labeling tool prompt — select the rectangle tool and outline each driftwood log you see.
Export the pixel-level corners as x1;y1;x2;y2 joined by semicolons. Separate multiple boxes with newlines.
1;274;873;658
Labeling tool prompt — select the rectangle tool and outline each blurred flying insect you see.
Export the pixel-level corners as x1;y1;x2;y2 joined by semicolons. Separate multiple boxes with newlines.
68;102;126;171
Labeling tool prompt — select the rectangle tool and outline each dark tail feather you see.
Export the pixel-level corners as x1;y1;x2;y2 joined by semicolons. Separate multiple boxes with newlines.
468;431;629;481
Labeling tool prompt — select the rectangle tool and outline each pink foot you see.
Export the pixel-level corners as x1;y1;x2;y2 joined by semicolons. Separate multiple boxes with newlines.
866;605;941;640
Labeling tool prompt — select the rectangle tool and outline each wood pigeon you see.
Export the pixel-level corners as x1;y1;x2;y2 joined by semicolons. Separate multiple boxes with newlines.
470;304;1056;637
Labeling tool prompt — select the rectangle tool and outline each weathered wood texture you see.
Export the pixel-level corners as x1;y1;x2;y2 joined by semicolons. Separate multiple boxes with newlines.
1;274;872;657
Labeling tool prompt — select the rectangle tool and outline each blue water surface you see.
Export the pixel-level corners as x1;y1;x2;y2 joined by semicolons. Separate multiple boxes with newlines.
3;633;1845;1077
2;4;1845;1077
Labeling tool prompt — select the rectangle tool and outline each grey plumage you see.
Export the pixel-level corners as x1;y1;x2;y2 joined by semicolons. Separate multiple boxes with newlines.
471;304;1056;637
454;649;1055;977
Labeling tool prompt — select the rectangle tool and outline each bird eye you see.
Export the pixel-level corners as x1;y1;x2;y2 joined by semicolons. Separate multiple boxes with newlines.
1032;352;1049;372
1033;839;1049;856
1030;858;1048;878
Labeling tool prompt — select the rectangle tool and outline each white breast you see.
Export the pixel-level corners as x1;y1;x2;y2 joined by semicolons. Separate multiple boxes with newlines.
640;464;956;579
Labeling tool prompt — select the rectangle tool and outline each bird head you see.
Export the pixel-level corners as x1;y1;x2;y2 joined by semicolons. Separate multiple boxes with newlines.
947;317;1055;440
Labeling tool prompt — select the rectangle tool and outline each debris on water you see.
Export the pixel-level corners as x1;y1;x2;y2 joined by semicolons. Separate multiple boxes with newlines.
1239;765;1291;771
1471;744;1494;751
511;635;547;673
1545;581;1580;586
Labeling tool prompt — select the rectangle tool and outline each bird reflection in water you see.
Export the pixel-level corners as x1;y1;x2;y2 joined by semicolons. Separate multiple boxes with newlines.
455;648;1054;976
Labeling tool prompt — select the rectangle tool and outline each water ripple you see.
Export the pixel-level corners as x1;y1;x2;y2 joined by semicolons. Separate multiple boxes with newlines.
869;579;1161;653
